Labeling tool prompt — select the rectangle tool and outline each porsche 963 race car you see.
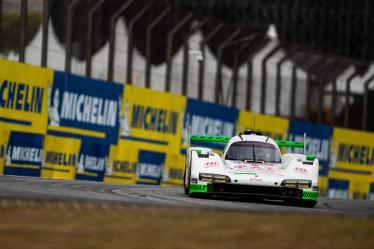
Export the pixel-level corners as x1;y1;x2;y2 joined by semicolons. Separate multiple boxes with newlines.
184;130;319;207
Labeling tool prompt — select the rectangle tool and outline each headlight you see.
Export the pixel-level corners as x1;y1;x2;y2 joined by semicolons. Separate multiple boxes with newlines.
199;173;231;183
281;179;311;189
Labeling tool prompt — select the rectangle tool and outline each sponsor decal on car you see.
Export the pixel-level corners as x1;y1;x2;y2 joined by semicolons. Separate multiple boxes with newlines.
294;167;309;175
230;163;283;176
189;183;208;194
203;161;219;168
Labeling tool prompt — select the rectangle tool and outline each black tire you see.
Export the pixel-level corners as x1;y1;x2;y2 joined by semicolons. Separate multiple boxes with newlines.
183;167;190;195
287;199;317;208
190;192;210;199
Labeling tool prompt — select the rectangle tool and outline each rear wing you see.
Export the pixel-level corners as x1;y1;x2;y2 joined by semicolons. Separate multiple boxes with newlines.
274;140;304;148
190;134;310;155
190;135;231;144
190;135;305;148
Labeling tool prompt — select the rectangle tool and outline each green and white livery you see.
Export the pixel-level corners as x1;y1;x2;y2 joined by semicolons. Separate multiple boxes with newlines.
184;130;319;208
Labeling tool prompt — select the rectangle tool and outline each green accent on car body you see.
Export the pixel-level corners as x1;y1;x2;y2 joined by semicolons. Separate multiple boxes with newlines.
190;135;231;144
189;183;208;194
275;140;304;148
302;190;318;201
191;149;202;154
306;155;317;161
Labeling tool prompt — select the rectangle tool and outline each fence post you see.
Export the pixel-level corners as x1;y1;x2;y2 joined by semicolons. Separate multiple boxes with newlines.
165;13;193;92
86;0;107;78
362;74;374;130
0;0;2;43
107;0;134;82
126;3;152;84
245;38;268;111
317;60;338;124
329;61;347;126
145;7;171;88
226;36;257;107
65;0;80;73
260;45;281;113
19;0;28;63
198;23;223;100
274;49;298;116
181;18;208;96
214;29;240;104
302;57;326;122
41;0;49;67
344;70;359;128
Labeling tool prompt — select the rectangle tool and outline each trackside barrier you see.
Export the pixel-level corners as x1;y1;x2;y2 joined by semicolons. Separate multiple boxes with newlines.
0;59;374;198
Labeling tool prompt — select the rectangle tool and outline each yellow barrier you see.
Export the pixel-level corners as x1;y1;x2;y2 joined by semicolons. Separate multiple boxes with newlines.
104;140;137;184
237;110;289;140
0;59;53;134
329;127;374;199
0;129;10;175
41;135;81;180
118;85;187;184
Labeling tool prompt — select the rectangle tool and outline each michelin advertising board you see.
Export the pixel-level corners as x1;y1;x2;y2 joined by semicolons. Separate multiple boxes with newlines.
104;141;137;184
0;59;53;134
4;131;44;177
182;98;238;152
3;59;374;198
119;85;186;185
75;141;109;182
41;135;81;180
329;127;374;198
48;72;123;145
0;129;10;174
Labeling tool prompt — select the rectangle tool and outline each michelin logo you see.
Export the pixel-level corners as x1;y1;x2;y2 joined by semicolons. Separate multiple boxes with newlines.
119;97;130;137
49;89;118;127
77;154;108;172
5;146;43;164
131;105;178;134
288;134;330;161
138;163;162;179
0;80;44;113
337;143;374;165
182;113;235;144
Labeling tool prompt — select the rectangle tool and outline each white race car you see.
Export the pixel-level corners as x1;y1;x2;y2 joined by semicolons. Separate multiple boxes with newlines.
184;130;319;207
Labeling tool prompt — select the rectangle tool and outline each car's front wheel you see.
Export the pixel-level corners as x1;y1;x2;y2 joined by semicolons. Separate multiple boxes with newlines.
183;167;190;195
287;199;317;208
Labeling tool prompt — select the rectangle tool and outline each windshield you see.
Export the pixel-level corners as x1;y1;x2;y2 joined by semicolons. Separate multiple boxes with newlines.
225;141;282;163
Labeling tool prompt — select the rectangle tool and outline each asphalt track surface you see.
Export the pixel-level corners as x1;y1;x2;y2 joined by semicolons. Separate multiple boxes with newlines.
1;175;374;216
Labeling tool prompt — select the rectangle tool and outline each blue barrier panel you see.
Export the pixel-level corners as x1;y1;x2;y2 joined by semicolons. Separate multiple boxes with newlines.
287;120;333;176
75;141;109;181
181;98;238;153
328;178;349;199
137;150;166;185
47;71;123;145
4;131;43;176
370;184;374;200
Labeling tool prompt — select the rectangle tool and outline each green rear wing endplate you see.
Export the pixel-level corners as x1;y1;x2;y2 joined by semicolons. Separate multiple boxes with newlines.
190;135;231;144
275;140;304;148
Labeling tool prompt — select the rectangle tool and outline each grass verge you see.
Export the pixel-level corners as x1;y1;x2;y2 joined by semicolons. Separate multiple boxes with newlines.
0;199;373;249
